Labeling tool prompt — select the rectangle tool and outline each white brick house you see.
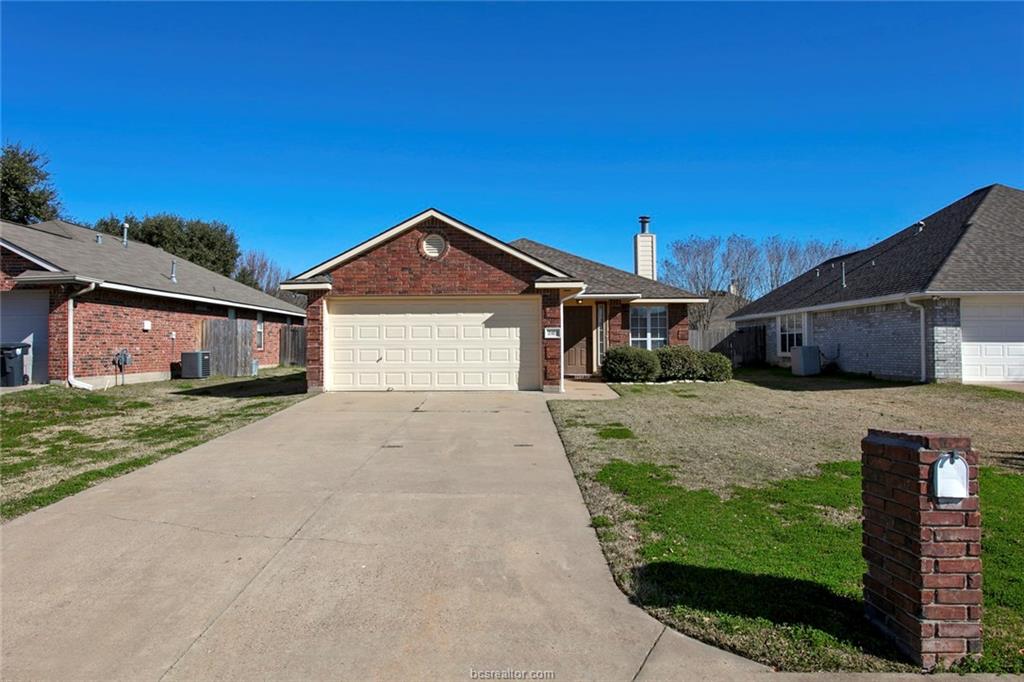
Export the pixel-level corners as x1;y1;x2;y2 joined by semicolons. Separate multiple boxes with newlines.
729;184;1024;384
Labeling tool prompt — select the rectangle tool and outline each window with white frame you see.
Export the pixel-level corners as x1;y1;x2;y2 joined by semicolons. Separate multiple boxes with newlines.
777;313;804;355
596;303;607;363
630;305;668;350
256;313;265;351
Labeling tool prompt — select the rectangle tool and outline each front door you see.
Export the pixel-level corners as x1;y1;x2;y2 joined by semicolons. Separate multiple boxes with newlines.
563;306;591;375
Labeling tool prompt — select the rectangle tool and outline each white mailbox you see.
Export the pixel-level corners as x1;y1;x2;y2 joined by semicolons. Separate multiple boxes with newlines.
931;451;969;501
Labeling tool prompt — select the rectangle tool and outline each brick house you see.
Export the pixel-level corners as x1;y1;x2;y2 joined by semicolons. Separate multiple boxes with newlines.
729;184;1024;383
1;219;305;387
280;209;705;392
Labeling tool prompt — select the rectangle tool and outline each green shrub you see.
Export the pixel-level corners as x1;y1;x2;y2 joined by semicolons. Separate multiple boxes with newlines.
602;346;661;383
698;351;733;382
656;346;703;380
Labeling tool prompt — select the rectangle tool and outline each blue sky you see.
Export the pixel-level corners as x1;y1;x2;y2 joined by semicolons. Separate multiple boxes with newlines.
3;2;1022;276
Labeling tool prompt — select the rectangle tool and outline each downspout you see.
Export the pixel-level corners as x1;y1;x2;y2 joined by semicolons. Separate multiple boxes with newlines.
559;285;587;393
904;295;927;383
67;283;97;390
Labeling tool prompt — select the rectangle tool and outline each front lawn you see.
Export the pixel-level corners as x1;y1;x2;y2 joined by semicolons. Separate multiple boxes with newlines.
549;369;1024;672
1;367;309;519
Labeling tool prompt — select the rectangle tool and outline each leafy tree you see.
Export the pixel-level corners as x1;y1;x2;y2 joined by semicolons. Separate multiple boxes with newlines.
95;213;240;276
1;143;64;224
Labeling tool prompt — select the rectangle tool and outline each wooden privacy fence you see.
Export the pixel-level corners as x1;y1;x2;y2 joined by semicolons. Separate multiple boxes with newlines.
700;324;766;367
201;319;255;377
279;325;306;367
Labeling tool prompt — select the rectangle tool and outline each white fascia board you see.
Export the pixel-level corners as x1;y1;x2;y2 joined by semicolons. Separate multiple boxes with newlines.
0;239;62;272
924;290;1024;296
534;281;586;289
636;297;710;304
729;293;917;322
16;273;103;285
99;282;307;318
293;209;570;280
573;293;642;300
280;281;333;291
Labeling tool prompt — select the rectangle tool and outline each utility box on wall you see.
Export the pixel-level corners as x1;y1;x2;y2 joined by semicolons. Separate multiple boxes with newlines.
791;346;821;376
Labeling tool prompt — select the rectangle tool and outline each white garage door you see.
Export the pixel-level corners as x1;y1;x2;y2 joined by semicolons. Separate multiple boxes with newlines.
325;297;541;391
0;289;50;384
961;296;1024;382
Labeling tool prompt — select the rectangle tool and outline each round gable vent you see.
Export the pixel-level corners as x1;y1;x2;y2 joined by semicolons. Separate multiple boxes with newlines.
422;233;447;259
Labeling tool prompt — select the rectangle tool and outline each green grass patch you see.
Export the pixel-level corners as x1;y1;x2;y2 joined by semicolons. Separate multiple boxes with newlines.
591;514;613;529
595;459;1023;672
596;422;635;439
925;382;1024;403
1;455;159;519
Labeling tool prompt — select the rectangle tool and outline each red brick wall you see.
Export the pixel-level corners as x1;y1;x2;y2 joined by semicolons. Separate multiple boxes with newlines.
305;291;326;390
326;217;543;296
305;217;553;391
542;291;561;387
48;288;69;381
605;302;690;349
54;289;293;381
861;429;982;670
1;249;37;291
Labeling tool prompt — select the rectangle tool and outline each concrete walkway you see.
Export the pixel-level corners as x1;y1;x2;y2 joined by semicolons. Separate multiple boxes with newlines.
1;391;763;681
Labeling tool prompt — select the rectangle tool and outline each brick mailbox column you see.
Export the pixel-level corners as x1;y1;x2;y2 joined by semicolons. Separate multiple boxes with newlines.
861;429;982;669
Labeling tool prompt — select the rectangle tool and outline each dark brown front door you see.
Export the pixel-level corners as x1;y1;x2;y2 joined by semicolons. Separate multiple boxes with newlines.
564;306;592;375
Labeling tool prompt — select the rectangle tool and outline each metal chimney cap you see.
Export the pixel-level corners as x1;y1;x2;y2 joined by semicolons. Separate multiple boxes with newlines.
638;215;651;233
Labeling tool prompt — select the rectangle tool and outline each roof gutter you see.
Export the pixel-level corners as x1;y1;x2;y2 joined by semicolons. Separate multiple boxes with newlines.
904;295;928;383
729;293;918;322
67;283;97;391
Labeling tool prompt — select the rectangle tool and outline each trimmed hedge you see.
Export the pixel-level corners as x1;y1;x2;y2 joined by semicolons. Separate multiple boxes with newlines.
699;351;733;382
601;346;662;383
656;346;703;381
602;345;732;383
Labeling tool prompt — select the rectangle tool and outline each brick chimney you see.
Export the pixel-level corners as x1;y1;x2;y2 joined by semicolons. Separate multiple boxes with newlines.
634;216;656;280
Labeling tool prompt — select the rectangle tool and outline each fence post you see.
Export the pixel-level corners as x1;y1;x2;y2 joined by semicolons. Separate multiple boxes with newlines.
861;429;982;669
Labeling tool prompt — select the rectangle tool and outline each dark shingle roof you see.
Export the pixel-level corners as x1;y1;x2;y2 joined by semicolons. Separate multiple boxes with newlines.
1;219;305;316
510;238;702;299
730;184;1024;319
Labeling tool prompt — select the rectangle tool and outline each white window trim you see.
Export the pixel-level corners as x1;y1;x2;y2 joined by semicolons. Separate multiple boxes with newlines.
256;312;265;351
776;312;808;357
630;304;668;351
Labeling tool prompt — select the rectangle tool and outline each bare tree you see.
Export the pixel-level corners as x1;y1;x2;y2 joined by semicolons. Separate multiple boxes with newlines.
722;234;762;302
763;235;794;291
662;236;726;330
790;239;851;275
235;249;283;294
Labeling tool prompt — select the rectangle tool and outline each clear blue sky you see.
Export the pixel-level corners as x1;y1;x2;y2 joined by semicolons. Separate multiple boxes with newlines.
3;2;1022;276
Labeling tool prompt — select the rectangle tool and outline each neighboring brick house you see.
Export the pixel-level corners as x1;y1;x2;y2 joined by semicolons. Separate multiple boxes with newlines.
281;208;705;392
729;184;1024;383
1;219;305;387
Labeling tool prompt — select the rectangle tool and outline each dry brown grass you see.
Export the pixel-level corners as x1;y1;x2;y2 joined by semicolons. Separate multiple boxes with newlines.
1;368;309;517
550;369;1024;495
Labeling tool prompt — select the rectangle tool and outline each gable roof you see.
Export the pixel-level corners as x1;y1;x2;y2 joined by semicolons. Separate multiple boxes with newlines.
730;184;1024;320
1;219;305;317
510;238;705;300
290;208;571;280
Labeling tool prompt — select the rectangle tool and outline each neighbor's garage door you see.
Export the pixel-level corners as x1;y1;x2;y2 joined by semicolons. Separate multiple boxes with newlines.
0;289;49;384
961;296;1024;382
325;297;541;391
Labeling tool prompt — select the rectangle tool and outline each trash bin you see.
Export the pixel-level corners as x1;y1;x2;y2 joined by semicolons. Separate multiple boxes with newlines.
1;343;31;387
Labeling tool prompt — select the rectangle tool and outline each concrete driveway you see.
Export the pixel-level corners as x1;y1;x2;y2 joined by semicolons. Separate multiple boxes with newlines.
2;392;764;681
